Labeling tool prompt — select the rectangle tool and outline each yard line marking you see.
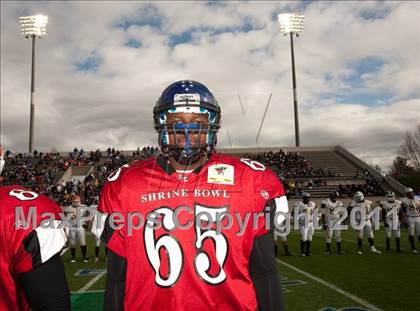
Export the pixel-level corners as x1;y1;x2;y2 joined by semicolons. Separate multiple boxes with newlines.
78;272;106;293
276;259;383;311
71;289;104;294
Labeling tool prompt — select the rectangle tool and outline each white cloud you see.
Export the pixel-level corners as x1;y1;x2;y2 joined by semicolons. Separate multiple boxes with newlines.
1;1;419;169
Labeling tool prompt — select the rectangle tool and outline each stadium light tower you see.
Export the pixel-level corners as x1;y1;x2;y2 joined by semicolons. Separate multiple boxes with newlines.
278;13;304;147
20;15;48;154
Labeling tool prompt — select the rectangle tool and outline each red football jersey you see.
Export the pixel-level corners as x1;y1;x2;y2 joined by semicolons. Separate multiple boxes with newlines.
0;185;68;311
96;153;287;311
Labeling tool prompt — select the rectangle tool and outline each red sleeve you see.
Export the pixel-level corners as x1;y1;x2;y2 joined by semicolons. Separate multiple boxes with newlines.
253;167;288;237
6;189;68;274
93;165;129;258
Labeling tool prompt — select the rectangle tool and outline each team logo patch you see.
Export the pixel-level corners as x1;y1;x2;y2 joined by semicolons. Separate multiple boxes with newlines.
207;164;234;185
260;190;269;199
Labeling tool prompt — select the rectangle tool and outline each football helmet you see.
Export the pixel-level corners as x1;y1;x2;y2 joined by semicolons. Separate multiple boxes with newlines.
330;191;339;202
386;191;395;202
404;187;414;199
404;187;413;194
354;191;364;203
153;80;221;164
302;192;310;204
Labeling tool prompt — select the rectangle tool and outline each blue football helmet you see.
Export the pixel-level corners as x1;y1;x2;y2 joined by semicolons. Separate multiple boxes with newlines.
153;80;221;164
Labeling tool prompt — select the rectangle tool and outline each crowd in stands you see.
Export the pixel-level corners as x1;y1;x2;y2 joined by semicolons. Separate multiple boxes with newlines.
1;146;388;204
243;150;336;179
1;146;158;206
1;151;63;193
244;150;386;198
284;178;329;196
337;177;386;198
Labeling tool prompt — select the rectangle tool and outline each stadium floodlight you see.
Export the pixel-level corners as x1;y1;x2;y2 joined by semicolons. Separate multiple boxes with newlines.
20;15;48;153
20;15;48;38
278;13;304;147
278;13;304;35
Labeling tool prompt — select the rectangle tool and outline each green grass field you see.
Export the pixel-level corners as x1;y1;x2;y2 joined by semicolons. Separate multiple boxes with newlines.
65;230;420;311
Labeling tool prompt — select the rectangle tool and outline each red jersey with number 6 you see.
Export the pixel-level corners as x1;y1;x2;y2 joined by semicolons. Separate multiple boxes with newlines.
0;185;68;311
96;153;287;311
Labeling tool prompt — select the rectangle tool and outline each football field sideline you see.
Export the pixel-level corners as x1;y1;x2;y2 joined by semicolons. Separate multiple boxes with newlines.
276;259;383;311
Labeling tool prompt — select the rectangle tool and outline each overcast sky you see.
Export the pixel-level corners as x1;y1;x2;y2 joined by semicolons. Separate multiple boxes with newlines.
1;1;419;169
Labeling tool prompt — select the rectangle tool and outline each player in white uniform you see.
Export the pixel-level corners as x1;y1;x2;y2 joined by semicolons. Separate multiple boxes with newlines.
294;192;317;256
274;226;291;256
83;205;103;262
380;191;402;252
94;234;102;262
349;191;381;254
66;197;88;262
401;187;420;253
321;191;345;255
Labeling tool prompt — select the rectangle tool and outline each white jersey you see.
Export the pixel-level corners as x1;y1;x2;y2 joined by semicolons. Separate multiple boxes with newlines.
380;200;402;224
321;199;344;222
294;201;317;225
350;200;374;222
64;206;78;228
64;205;88;228
401;197;420;217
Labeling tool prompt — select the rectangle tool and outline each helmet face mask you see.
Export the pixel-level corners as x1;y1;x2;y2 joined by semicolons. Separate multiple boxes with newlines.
404;187;414;199
154;80;221;165
386;191;395;202
161;113;216;165
330;191;338;202
302;192;310;204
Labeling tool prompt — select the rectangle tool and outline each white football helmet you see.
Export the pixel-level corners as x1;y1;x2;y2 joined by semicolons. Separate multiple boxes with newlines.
354;191;364;203
404;187;413;194
386;191;395;202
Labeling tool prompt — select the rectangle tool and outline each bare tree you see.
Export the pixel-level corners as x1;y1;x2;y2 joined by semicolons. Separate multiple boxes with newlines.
400;124;420;172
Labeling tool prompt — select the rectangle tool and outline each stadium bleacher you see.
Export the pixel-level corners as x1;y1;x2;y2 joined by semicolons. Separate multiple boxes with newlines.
1;145;406;206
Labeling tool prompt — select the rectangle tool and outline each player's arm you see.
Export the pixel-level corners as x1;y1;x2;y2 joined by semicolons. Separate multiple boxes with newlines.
93;167;129;310
400;201;409;227
320;203;327;229
97;213;127;311
249;200;285;311
380;203;388;227
398;202;404;223
17;254;70;310
12;219;71;311
103;249;127;311
399;201;407;226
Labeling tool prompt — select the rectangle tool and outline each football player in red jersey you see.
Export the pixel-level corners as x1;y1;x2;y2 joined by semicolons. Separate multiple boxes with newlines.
0;146;71;310
93;80;288;310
